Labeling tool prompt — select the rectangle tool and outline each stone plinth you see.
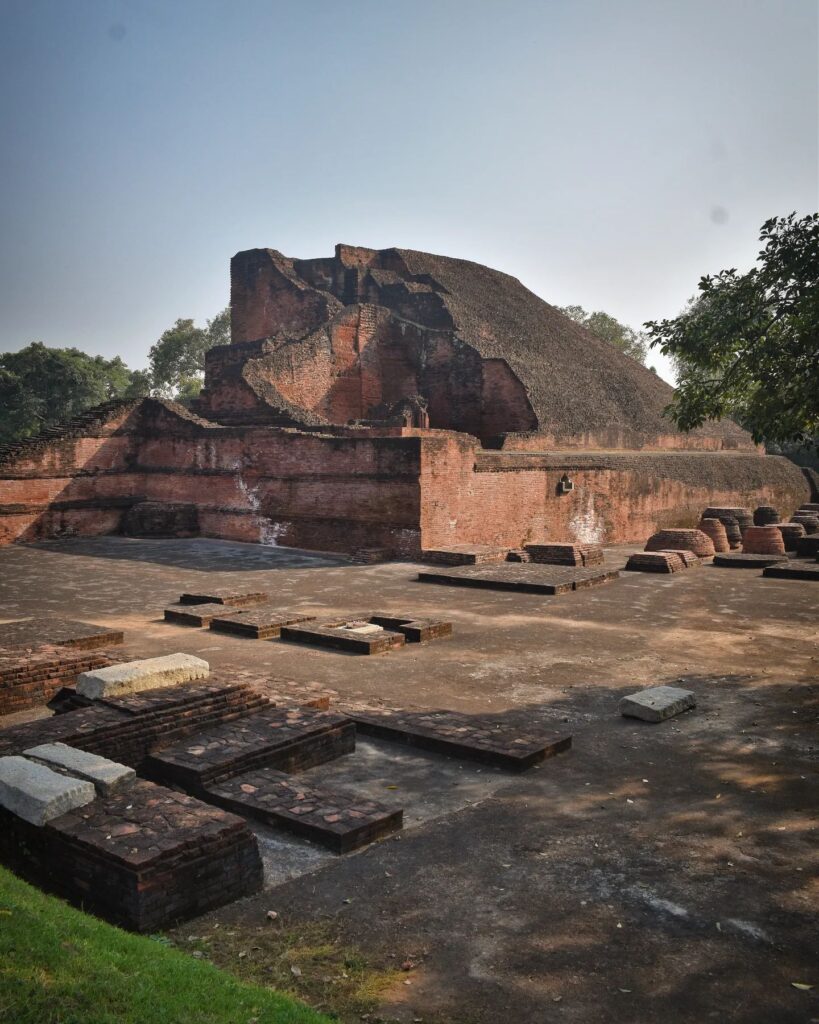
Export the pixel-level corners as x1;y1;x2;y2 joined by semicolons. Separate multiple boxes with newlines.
0;755;95;825
620;686;696;722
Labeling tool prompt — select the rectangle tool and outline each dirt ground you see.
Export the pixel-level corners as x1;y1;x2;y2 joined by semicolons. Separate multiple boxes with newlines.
0;537;816;1024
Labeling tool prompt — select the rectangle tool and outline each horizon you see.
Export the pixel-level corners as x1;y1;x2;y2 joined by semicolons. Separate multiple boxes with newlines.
1;0;817;386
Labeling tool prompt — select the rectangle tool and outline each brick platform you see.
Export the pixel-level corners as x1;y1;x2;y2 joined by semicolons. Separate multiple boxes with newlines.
144;706;355;791
281;618;407;654
209;608;316;639
0;779;262;932
762;563;819;582
347;707;572;771
796;535;819;558
0;618;124;651
713;552;789;568
624;552;686;573
524;543;604;567
0;645;113;716
420;546;508;566
205;769;402;853
178;590;268;607
417;564;618;595
368;614;453;643
658;549;701;567
164;603;241;627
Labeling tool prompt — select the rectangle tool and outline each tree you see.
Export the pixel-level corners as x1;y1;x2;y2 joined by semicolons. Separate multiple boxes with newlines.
147;307;229;401
644;213;819;446
0;343;147;444
558;305;648;364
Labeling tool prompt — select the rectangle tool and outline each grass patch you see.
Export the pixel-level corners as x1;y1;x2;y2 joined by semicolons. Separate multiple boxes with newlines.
0;866;329;1024
168;916;404;1022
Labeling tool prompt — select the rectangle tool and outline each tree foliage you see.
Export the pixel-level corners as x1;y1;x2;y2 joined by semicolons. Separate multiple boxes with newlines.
558;305;648;364
147;307;229;401
645;213;819;446
0;343;148;444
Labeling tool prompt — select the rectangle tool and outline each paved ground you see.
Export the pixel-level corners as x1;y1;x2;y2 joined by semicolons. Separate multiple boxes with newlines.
0;537;817;1024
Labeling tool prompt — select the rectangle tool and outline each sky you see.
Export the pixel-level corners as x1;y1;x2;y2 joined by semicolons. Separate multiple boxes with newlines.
0;0;816;385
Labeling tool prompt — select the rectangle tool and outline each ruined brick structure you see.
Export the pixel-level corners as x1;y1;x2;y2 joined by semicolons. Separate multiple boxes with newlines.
0;244;812;555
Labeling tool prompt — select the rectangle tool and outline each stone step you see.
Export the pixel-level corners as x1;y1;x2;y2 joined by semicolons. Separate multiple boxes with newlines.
347;708;571;772
76;653;210;700
144;706;355;791
205;769;402;853
209;608;316;639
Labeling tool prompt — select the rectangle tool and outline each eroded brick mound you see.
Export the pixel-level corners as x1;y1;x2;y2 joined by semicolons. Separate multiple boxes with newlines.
703;506;752;533
773;522;806;551
697;517;732;553
753;505;780;526
742;525;787;555
645;528;715;558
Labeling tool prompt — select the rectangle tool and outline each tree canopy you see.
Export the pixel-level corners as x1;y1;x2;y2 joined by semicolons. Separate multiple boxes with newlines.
0;343;148;445
147;307;229;400
558;305;648;364
645;213;819;446
0;306;230;444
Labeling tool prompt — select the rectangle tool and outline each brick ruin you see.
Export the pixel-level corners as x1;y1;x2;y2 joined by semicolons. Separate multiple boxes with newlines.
0;244;812;556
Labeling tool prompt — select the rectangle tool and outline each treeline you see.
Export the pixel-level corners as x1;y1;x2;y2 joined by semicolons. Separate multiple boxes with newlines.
0;309;229;444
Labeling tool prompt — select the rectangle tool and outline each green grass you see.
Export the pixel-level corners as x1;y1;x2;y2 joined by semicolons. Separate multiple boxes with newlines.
0;866;330;1024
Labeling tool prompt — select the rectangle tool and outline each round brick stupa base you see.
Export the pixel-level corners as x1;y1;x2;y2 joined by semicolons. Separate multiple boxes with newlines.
645;528;716;559
742;526;787;555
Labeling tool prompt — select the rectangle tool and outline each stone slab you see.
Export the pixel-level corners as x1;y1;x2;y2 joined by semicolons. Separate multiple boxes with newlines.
348;707;572;771
0;617;123;651
0;755;95;825
417;563;619;595
164;603;239;627
23;742;136;794
713;552;789;569
178;590;268;607
620;685;696;723
209;608;316;639
205;768;403;853
762;563;819;582
76;653;209;700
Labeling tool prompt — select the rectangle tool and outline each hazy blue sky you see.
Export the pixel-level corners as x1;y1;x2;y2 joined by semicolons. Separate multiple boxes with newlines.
0;0;816;383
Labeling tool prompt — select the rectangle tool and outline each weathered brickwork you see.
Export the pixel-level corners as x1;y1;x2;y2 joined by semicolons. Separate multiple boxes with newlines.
0;243;812;555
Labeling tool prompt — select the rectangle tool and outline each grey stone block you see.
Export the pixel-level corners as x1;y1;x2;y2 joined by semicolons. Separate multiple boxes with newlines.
620;685;696;723
0;755;96;826
76;653;209;700
23;742;136;795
